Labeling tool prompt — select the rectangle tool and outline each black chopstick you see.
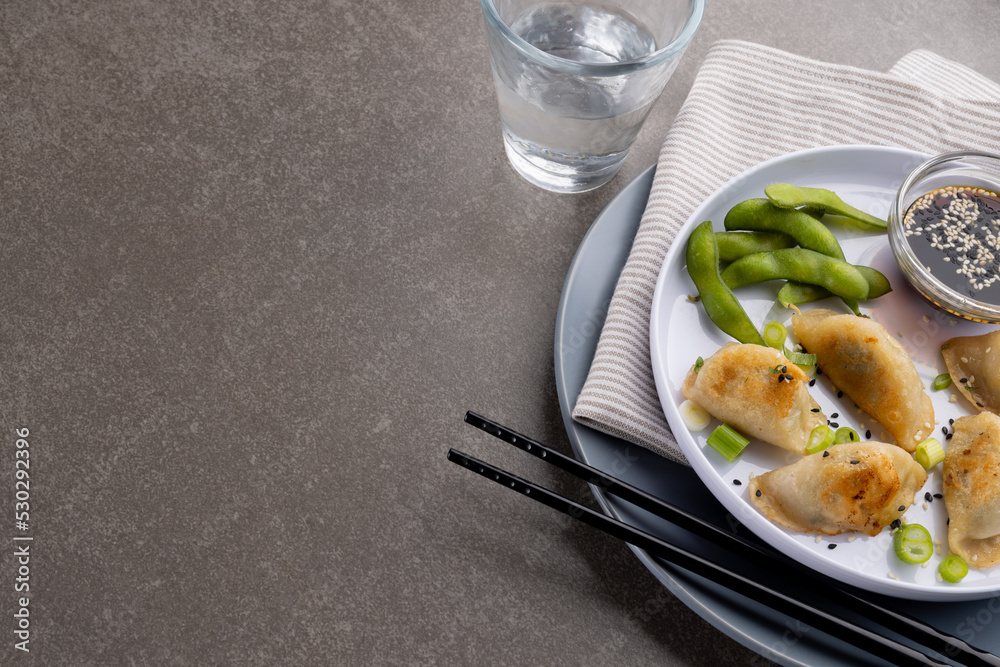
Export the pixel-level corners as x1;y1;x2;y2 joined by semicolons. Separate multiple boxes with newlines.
447;447;943;667
463;412;1000;667
455;412;1000;667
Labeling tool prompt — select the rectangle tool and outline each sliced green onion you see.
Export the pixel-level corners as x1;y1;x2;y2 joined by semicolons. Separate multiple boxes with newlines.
915;437;945;470
786;351;817;367
679;400;712;431
835;427;859;444
796;364;817;378
893;523;934;564
694;356;704;373
706;424;749;463
763;321;787;350
939;554;969;583
806;424;835;454
932;373;952;391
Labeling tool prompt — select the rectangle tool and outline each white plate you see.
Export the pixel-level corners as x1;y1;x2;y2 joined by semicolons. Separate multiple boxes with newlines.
650;144;1000;601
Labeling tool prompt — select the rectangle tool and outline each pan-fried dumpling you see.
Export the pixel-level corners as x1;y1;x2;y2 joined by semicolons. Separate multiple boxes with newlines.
791;308;934;452
943;412;1000;568
941;329;1000;415
749;441;927;536
682;342;826;455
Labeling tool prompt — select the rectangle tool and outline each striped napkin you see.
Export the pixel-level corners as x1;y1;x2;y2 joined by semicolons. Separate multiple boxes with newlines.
571;40;1000;465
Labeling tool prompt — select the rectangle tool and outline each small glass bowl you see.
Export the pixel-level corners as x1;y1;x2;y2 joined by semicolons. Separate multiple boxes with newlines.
888;150;1000;324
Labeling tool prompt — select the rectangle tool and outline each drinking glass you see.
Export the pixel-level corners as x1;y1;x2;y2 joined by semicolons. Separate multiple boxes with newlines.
480;0;704;193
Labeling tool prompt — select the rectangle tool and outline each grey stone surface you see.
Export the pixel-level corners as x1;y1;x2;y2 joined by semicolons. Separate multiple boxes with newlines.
1;1;999;664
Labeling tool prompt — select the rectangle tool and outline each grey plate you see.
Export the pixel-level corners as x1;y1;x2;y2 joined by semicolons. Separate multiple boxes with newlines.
552;164;998;666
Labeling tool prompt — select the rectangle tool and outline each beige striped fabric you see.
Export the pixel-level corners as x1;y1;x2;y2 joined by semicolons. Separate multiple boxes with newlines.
571;40;1000;465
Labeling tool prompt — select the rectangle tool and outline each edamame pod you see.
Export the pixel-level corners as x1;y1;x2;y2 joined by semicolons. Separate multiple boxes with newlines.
724;199;845;259
715;231;796;263
720;249;870;302
686;221;766;346
778;266;892;308
764;183;888;230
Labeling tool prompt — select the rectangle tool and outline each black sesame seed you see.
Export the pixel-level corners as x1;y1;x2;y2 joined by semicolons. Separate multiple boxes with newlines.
934;493;943;499
823;450;830;457
960;377;968;383
781;365;788;373
850;459;860;464
837;390;843;398
831;413;840;419
810;408;820;413
809;379;816;386
756;489;761;497
827;543;837;550
978;402;985;408
733;479;742;486
865;430;871;439
898;505;905;512
949;418;954;425
830;422;840;428
891;519;902;530
946;433;953;440
817;368;822;375
942;426;949;436
924;492;933;502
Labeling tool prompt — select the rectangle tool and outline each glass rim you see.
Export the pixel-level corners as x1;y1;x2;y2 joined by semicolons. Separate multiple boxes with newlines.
480;0;705;76
888;150;1000;323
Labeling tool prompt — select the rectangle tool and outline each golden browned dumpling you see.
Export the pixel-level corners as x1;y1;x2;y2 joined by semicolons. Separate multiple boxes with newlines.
943;412;1000;568
792;308;934;452
749;441;927;536
941;329;1000;415
681;342;826;455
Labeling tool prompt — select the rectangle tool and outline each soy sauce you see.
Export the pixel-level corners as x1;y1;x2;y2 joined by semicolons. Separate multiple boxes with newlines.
902;186;1000;303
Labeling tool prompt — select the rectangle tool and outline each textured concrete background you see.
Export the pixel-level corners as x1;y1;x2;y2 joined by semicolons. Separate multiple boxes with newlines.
1;1;999;665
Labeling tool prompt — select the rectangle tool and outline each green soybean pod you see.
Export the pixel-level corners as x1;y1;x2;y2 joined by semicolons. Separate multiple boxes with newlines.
764;183;888;230
686;221;766;346
724;199;845;260
778;267;892;308
715;231;797;263
720;248;870;302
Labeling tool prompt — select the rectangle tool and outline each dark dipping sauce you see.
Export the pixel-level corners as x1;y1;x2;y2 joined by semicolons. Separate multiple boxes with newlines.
902;185;1000;304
